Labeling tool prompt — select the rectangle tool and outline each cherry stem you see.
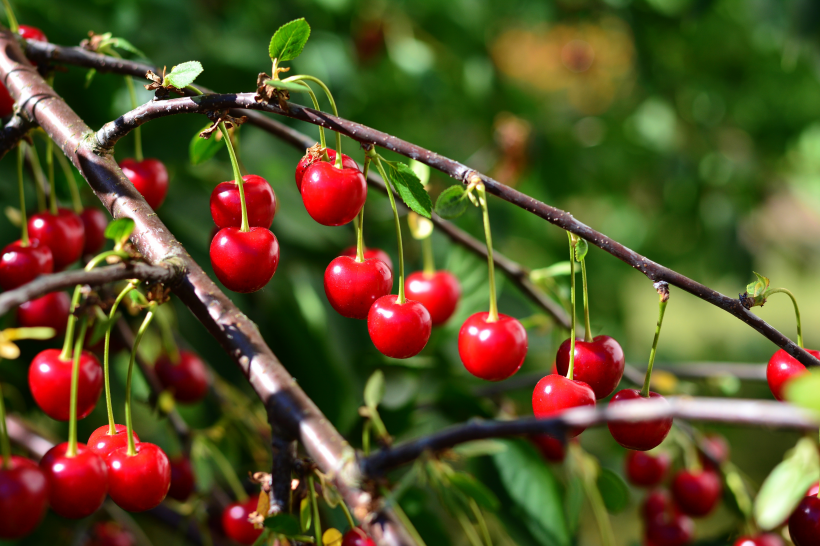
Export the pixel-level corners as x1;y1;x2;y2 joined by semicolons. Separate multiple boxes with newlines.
476;182;498;322
104;281;139;436
1;0;18;32
283;75;342;169
0;380;11;469
26;142;48;213
54;148;83;213
308;475;322;544
201;439;247;502
763;288;803;349
294;81;326;150
125;304;157;457
422;236;435;276
339;496;356;530
45;137;58;215
373;154;406;303
124;76;143;162
17;144;28;246
354;157;371;263
67;318;88;458
566;232;577;381
218;121;249;232
640;295;668;398
581;258;592;343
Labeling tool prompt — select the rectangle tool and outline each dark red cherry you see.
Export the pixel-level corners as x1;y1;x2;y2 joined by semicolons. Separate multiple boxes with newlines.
155;350;210;404
405;271;461;326
29;348;103;421
17;291;69;333
105;442;171;512
342;527;377;546
645;512;694;546
168;456;196;502
555;335;625;399
88;521;137;546
367;295;432;358
210;227;279;293
0;82;13;118
119;158;169;210
40;442;108;519
301;161;367;226
459;312;528;381
222;495;263;545
80;207;109;255
532;434;566;463
0;238;53;290
531;374;596;437
699;432;729;470
767;348;817;401
0;456;48;539
324;255;393;319
18;25;47;42
210;175;276;229
789;495;820;546
607;389;672;451
88;424;140;458
671;469;723;517
295;148;358;191
642;489;672;522
734;534;785;546
625;450;670;488
340;245;393;272
27;208;85;270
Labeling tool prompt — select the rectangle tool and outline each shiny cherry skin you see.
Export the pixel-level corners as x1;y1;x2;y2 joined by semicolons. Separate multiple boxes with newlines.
119;158;169;209
405;271;461;326
210;175;277;229
671;469;723;517
532;374;596;437
29;348;103;421
40;442;108;519
210;227;279;293
734;534;785;546
27;208;85;270
222;495;263;545
767;348;817;401
80;207;109;255
168;456;196;502
699;432;729;470
341;245;393;272
532;435;566;463
0;238;53;289
645;512;694;546
88;424;140;458
0;456;48;539
342;527;377;546
324;255;393;319
301;161;367;226
155;350;210;404
18;25;47;42
459;312;528;381
105;442;171;512
17;290;70;333
607;389;672;451
295;148;358;191
555;335;625;399
368;295;432;358
789;495;820;546
625;450;670;488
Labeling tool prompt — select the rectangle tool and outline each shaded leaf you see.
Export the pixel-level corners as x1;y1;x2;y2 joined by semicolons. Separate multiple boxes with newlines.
565;476;583;535
164;61;203;89
108;37;146;58
385;161;433;218
104;218;135;246
251;529;272;546
435;185;468;219
364;369;385;409
754;437;820;530
85;68;97;88
269;19;311;62
596;468;629;514
263;513;301;536
189;125;223;165
448;472;500;511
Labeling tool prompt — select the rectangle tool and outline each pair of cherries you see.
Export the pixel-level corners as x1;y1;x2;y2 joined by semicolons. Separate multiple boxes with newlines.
209;175;280;293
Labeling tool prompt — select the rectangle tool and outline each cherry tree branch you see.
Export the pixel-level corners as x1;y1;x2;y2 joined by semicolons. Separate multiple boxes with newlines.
0;114;35;157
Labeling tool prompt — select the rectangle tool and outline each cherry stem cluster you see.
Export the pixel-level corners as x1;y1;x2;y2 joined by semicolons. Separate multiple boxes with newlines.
764;288;803;349
284;75;342;168
641;285;669;398
17;143;28;246
294;81;326;150
26;142;47;212
476;182;498;322
0;380;11;469
218;121;249;232
567;232;577;380
67;318;89;457
373;153;406;303
125;303;157;457
104;281;139;435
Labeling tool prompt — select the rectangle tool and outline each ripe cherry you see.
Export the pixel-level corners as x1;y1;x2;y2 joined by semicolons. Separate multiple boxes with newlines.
168;456;196;502
607;389;672;451
27;208;85;270
80;207;109;255
532;435;566;463
368;295;431;358
671;469;722;517
767;348;818;401
295;148;358;191
17;291;70;333
341;245;393;272
733;534;784;546
210;175;277;229
645;512;694;546
405;271;461;326
699;432;729;470
105;442;171;512
642;489;672;522
0;82;13;118
29;348;103;421
210;227;279;293
343;527;377;546
532;374;596;437
0;238;53;290
155;351;210;404
301;161;367;226
88;424;140;458
18;25;47;42
40;442;108;519
625;450;670;488
555;335;625;399
789;495;820;546
222;495;263;545
459;312;528;381
0;456;48;539
324;255;393;319
119;158;169;210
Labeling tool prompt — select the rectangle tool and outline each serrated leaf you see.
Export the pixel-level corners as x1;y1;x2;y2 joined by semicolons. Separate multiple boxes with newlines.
596;468;629;514
164;61;203;89
385;162;432;218
448;472;500;511
565;476;583;535
364;369;385;409
754;437;820;530
269;18;311;63
300;497;311;532
263;513;301;536
189;125;223;165
104;218;135;246
786;371;820;412
434;185;468;219
409;159;431;187
574;238;589;262
264;79;312;93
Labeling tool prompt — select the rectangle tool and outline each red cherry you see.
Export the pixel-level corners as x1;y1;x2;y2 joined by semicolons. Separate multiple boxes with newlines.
222;495;263;545
80;207;109;255
210;227;279;293
295;148;358;191
324;255;393;319
532;434;566;463
40;442;108;519
210;175;277;229
0;82;13;118
342;527;377;546
645;511;694;546
625;450;670;488
0;238;53;289
671;469;722;517
341;245;393;272
767;348;817;401
17;291;69;333
0;456;48;539
531;374;596;437
88;424;140;458
607;389;672;451
459;312;528;381
555;335;625;399
789;495;820;546
301;161;367;226
809;482;819;497
405;271;461;326
699;432;729;470
168;456;196;502
642;489;673;522
88;522;137;546
105;442;171;512
29;348;103;421
367;295;432;358
119;158;169;209
27;208;85;270
155;351;210;404
734;534;785;546
18;25;47;42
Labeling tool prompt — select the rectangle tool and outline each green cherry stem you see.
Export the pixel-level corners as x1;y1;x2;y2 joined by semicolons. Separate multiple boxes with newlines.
124;76;143;162
54;149;83;213
640;282;670;398
125;304;157;457
763;288;803;349
154;307;180;364
294;81;327;150
283;75;342;168
566;232;577;381
66;318;89;458
1;0;19;32
422;236;435;276
354;157;371;263
580;258;592;343
17;144;28;246
475;182;499;322
308;475;322;545
45;137;58;216
103;281;139;435
26;142;47;213
373;154;406;303
218;121;249;232
339;497;356;530
0;378;11;469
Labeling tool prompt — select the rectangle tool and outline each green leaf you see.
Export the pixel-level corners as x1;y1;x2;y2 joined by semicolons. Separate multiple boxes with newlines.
786;370;820;412
264;79;312;93
364;369;385;409
530;262;574;281
742;271;770;308
565;476;583;535
269;18;311;62
109;37;146;58
596;468;629;514
263;513;302;536
434;185;468;219
385;162;433;218
104;218;135;246
299;497;311;532
189;125;224;165
754;437;820;530
164;61;203;89
453;440;508;458
574;238;589;262
85;68;97;88
447;472;500;511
